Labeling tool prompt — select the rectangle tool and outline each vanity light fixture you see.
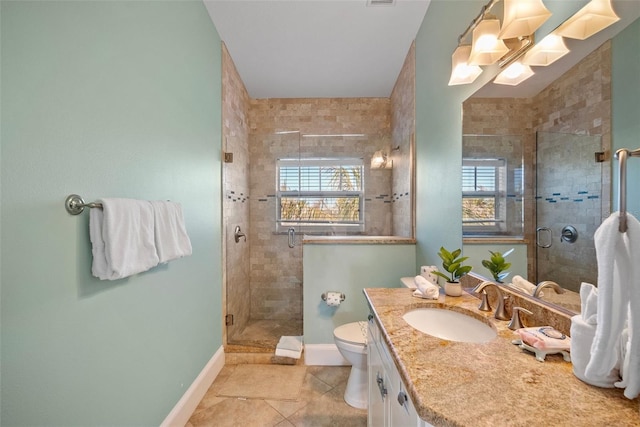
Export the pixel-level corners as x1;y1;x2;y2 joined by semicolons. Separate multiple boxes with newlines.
523;33;570;66
468;17;510;66
448;45;483;86
494;61;535;85
498;0;552;39
555;0;620;40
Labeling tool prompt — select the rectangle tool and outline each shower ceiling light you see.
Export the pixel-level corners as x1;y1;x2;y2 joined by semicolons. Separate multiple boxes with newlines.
448;45;483;86
523;33;570;66
494;61;534;85
468;17;510;66
499;0;552;39
555;0;620;40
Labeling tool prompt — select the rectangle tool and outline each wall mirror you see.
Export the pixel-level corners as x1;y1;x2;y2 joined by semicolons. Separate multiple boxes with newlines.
462;9;640;315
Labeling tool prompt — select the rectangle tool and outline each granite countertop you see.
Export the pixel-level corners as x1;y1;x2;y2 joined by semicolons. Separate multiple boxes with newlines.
363;287;640;427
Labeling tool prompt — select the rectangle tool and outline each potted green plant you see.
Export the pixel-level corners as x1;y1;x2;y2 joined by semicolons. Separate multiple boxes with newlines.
432;247;472;296
482;249;513;283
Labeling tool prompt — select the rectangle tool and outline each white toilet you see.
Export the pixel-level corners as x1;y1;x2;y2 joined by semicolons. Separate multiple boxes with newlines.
333;321;368;409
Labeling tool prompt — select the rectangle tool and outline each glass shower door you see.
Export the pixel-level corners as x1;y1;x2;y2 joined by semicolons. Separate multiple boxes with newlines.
535;131;603;292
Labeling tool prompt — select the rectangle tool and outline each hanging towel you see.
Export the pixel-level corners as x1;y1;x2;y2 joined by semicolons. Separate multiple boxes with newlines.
150;201;193;263
571;314;620;387
413;275;439;300
89;198;159;280
585;212;640;398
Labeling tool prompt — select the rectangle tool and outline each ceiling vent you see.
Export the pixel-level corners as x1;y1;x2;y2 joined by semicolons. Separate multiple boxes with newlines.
367;0;395;6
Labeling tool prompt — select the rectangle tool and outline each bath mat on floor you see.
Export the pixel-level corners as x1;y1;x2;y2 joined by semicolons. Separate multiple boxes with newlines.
217;364;307;401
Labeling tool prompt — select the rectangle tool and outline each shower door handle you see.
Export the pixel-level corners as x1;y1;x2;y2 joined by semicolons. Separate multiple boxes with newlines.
536;227;552;248
288;227;295;248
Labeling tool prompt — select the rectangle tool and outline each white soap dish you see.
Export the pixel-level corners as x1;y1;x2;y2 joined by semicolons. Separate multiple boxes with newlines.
512;339;571;363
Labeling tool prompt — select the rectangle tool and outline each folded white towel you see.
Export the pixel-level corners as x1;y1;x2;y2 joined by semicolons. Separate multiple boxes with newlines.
585;212;633;382
275;336;303;359
579;282;598;325
413;275;439;300
150;201;192;263
511;275;538;296
571;314;620;388
89;198;159;280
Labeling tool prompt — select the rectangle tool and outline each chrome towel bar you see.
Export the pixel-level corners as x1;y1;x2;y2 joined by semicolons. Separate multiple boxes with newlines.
65;194;103;215
615;148;640;233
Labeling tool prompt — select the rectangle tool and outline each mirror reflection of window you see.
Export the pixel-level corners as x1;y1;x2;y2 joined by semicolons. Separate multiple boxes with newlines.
462;158;506;235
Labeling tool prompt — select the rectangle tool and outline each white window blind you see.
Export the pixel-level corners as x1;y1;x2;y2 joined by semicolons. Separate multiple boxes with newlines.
277;158;364;232
462;158;506;234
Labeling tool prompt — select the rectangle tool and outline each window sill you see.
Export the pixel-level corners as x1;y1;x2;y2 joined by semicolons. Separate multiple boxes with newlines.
302;236;416;245
463;236;528;244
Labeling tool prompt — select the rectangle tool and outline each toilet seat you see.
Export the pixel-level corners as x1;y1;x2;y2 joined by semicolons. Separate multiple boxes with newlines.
334;321;367;346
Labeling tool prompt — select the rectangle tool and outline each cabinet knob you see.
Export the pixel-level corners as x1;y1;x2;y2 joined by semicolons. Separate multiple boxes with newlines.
397;391;408;406
368;313;374;321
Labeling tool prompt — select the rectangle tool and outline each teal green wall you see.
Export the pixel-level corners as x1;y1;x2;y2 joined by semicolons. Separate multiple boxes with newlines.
1;2;223;426
414;1;500;268
303;244;416;344
612;18;640;218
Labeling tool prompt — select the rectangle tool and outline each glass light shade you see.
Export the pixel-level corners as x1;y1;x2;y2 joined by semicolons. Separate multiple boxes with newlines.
523;33;570;66
468;19;510;66
448;45;483;86
555;0;620;40
499;0;552;39
371;150;390;169
494;61;535;85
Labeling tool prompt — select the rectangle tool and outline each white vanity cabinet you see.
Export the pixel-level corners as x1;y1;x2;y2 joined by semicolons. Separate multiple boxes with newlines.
367;315;431;427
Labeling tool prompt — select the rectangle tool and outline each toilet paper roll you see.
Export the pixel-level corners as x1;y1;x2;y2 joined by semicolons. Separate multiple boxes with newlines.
324;291;344;307
420;266;439;284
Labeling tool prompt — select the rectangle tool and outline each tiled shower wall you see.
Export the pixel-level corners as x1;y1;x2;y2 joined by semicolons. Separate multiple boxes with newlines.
222;43;251;342
390;41;415;237
462;41;612;284
248;98;393;320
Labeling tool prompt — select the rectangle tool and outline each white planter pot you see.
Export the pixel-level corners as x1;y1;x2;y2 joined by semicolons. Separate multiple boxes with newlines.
444;281;462;297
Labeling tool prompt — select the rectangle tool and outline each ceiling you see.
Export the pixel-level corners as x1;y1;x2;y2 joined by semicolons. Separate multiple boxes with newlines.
204;0;639;100
203;0;430;98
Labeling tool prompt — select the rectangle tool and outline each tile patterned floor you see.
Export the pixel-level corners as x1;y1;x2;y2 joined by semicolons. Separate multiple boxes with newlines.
187;364;367;427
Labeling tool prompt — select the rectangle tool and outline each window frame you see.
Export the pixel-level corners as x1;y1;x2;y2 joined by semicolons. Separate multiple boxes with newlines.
276;157;365;233
462;157;507;235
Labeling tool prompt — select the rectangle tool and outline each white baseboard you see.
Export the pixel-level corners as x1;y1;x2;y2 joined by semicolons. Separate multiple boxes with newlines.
304;343;349;366
161;345;225;427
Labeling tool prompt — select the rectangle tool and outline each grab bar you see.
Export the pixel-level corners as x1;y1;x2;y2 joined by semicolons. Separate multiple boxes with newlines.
615;148;640;233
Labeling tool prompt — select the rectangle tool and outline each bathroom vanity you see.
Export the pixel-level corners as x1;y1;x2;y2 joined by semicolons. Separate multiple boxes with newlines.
364;287;639;426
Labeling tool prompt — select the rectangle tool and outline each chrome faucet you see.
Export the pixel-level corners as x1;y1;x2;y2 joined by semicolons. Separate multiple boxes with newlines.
472;281;510;321
533;280;565;298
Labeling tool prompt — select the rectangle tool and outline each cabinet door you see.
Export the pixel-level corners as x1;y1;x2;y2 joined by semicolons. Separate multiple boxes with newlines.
389;379;420;427
368;321;388;426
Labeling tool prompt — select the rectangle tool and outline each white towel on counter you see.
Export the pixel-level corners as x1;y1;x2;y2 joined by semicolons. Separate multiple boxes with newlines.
150;201;192;263
510;275;538;296
571;314;620;388
412;275;439;300
89;198;159;280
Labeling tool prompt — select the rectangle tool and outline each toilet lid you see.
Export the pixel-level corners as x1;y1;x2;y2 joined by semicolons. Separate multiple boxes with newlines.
334;321;368;345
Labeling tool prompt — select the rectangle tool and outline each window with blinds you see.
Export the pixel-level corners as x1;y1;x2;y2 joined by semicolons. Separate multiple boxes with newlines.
277;158;364;232
462;158;506;234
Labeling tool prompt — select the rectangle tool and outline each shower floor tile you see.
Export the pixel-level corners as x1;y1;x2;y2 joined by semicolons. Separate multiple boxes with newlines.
187;364;366;427
229;319;303;348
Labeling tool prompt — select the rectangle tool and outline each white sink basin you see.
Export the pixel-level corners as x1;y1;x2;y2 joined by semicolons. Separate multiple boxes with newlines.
402;307;497;343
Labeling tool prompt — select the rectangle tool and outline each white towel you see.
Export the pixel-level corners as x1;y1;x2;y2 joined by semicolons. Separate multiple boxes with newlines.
89;198;159;280
150;201;192;263
413;275;439;300
571;314;619;388
510;275;538;296
275;335;303;359
585;212;634;383
579;282;598;325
